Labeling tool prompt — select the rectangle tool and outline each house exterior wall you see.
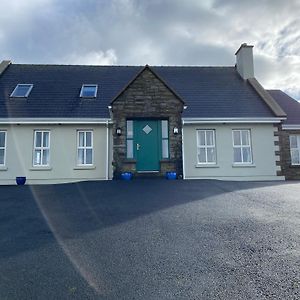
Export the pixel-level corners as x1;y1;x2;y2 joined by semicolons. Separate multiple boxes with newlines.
277;127;300;179
112;68;184;177
183;123;283;181
0;124;112;184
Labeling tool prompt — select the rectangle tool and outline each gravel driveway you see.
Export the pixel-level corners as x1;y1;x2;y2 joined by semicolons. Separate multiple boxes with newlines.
0;179;299;299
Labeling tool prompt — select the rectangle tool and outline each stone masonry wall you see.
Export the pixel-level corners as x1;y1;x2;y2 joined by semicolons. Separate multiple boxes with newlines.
111;67;184;178
277;126;300;179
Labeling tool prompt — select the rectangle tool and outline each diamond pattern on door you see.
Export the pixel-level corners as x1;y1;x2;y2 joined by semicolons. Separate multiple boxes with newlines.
142;125;152;135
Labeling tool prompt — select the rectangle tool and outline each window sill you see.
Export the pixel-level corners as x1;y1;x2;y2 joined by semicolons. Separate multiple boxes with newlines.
30;166;52;171
195;164;219;168
124;159;136;163
289;164;300;168
0;166;7;171
73;165;96;170
232;164;256;168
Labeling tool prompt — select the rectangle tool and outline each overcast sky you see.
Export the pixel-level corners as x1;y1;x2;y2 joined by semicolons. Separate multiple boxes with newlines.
1;0;299;99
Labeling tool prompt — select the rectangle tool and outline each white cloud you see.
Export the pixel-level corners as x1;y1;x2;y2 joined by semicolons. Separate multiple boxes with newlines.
65;49;118;65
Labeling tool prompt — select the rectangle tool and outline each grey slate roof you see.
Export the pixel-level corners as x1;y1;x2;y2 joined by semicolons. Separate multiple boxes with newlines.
268;90;300;125
153;66;274;118
0;64;276;119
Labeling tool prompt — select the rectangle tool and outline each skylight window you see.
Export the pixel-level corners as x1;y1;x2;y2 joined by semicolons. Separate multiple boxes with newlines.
80;84;98;98
10;84;33;98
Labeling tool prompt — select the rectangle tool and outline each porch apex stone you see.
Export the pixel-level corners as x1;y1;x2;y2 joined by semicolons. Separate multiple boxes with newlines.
111;67;184;178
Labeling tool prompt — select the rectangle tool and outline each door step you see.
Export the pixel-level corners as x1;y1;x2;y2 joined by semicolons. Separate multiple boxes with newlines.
134;172;163;179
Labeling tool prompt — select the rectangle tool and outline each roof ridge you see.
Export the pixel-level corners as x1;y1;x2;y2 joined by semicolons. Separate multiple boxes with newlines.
10;63;235;68
11;63;144;67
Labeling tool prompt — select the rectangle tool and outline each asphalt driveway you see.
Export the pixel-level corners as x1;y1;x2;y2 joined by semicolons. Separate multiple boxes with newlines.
0;179;299;299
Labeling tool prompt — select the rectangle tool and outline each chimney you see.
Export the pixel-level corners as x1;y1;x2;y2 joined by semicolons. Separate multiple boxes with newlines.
235;43;254;80
0;60;11;76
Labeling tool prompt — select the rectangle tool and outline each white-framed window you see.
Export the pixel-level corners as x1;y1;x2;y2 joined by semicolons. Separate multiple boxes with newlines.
80;84;98;98
197;130;216;164
126;120;134;159
289;135;300;165
10;84;33;97
77;130;93;165
161;120;169;159
232;129;252;164
0;131;7;166
33;131;50;166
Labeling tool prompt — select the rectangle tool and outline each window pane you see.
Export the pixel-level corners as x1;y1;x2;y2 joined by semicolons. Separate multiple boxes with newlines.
86;149;93;164
42;149;50;165
290;136;298;149
127;140;133;158
34;150;42;165
43;132;49;147
162;139;169;158
242;147;251;163
207;148;216;163
77;149;84;165
241;130;250;145
206;131;214;146
291;149;300;165
78;132;84;147
198;131;205;146
161;120;168;139
127;120;133;138
12;84;32;97
0;132;5;148
86;132;92;147
233;131;241;146
81;85;97;97
0;149;4;165
234;148;242;163
198;148;206;163
35;132;42;147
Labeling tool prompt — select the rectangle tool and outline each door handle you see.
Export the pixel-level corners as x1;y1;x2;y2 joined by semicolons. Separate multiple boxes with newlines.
137;143;140;151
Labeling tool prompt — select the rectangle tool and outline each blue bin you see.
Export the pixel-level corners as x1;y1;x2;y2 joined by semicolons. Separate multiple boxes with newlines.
16;176;26;185
166;172;177;180
121;172;133;181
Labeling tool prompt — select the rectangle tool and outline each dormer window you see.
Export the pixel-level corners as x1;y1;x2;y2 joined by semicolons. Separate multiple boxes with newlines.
80;84;98;98
10;84;33;98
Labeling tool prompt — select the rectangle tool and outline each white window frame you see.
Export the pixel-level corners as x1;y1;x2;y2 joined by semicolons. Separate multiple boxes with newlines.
33;130;51;167
77;130;94;166
161;120;169;159
232;129;253;164
126;120;134;159
79;84;98;98
0;131;7;166
196;129;216;164
289;135;300;165
10;84;33;98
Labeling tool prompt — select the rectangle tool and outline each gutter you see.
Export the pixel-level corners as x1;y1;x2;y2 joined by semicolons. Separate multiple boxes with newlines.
0;118;112;125
182;117;285;125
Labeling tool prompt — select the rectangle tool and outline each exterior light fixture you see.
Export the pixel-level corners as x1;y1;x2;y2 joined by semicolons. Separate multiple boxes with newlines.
116;127;122;136
173;127;179;135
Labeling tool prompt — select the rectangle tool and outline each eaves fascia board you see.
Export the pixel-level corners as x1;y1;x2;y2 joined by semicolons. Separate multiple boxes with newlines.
0;118;112;124
182;117;285;124
282;124;300;130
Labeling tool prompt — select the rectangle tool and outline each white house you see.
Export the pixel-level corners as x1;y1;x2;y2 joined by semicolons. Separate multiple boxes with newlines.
0;43;293;184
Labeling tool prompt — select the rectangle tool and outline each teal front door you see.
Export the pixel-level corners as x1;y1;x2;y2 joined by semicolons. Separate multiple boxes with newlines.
134;120;160;172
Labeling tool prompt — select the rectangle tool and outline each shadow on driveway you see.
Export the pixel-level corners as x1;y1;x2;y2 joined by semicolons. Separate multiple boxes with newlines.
0;179;292;259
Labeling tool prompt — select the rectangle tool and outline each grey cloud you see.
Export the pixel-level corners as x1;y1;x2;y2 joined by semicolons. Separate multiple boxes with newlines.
0;0;299;99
